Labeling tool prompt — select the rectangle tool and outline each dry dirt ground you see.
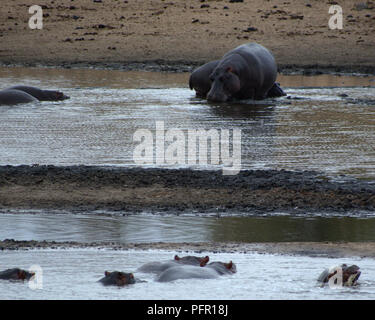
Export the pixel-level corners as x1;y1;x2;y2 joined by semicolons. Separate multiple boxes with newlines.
0;0;374;71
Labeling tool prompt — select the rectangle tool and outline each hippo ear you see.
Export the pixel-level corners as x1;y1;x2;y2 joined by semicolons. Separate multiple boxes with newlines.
130;273;134;279
105;271;110;276
174;255;180;261
225;261;233;270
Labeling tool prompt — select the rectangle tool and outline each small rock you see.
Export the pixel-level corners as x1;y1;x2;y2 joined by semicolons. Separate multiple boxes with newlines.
243;27;258;32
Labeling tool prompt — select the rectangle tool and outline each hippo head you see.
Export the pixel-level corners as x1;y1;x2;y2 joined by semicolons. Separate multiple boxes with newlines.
43;90;70;101
17;269;35;281
103;271;135;286
224;261;237;273
174;255;210;267
325;264;361;286
207;66;241;102
341;264;361;286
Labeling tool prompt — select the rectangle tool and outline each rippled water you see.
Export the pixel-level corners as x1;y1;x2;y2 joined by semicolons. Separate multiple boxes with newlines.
2;212;375;243
0;67;374;178
1;249;375;300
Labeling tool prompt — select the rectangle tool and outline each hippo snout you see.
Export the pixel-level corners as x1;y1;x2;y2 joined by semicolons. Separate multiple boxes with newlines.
207;90;229;102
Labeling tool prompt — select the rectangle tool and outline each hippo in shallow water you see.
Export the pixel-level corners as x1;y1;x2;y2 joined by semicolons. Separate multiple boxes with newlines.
0;89;38;105
137;255;210;274
156;260;236;282
0;268;35;281
98;271;136;286
189;42;285;102
0;85;69;105
317;264;361;287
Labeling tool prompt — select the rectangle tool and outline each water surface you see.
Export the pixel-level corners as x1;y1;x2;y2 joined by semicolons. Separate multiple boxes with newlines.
1;67;374;178
1;249;374;300
2;212;375;243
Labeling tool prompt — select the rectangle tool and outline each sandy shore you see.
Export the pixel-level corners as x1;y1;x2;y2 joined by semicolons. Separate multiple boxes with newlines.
0;0;374;72
1;165;374;213
1;238;375;259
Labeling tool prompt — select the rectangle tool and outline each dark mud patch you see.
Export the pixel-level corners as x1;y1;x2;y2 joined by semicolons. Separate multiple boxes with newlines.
0;165;374;214
1;60;374;75
1;239;375;259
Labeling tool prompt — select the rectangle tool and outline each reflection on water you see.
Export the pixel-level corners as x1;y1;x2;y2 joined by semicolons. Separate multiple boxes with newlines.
2;212;375;243
0;67;374;178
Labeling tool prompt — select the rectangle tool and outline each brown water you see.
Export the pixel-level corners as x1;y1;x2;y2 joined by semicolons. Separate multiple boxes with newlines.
0;66;374;178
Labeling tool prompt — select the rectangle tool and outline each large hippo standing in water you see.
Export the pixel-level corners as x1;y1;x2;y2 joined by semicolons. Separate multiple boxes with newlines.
0;85;69;105
189;42;285;102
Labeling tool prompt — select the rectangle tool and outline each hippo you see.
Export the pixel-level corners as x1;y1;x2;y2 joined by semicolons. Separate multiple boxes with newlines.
137;255;210;274
0;85;69;106
0;89;38;105
189;42;285;102
189;60;221;98
98;271;136;286
317;264;361;287
0;268;35;281
156;260;236;282
206;261;236;275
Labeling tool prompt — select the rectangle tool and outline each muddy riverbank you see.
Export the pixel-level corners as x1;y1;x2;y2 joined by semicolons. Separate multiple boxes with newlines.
0;0;374;73
1;238;375;259
0;165;374;214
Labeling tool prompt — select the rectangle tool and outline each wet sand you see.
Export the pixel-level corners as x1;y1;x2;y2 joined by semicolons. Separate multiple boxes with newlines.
1;238;375;259
0;165;374;214
0;0;374;73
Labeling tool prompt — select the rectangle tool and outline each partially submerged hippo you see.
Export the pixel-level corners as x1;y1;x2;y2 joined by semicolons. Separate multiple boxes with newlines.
137;255;210;274
317;264;361;287
98;271;136;286
189;42;285;102
0;85;69;106
0;268;35;281
156;260;236;283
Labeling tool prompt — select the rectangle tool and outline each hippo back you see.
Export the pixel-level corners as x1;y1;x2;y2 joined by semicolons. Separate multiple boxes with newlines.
0;89;38;106
156;265;219;282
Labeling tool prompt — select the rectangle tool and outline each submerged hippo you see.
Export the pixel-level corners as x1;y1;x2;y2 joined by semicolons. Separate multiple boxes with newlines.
0;268;35;281
189;42;285;102
98;271;136;286
0;85;69;106
156;260;236;282
317;264;361;287
206;261;236;275
137;255;210;274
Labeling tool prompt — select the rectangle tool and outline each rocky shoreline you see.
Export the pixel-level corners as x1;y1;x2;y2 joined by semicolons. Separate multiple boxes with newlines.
1;238;375;259
0;165;374;214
